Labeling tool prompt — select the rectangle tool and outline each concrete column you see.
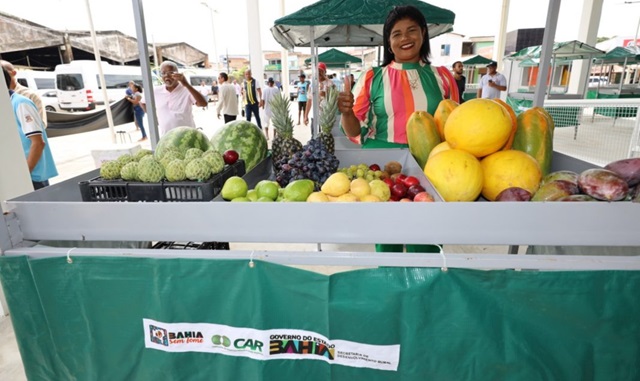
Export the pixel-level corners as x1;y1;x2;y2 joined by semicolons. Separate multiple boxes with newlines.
567;0;604;95
280;0;290;97
246;0;265;86
493;0;510;71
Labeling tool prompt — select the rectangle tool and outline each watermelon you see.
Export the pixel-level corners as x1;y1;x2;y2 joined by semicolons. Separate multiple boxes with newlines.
155;127;212;159
209;120;268;171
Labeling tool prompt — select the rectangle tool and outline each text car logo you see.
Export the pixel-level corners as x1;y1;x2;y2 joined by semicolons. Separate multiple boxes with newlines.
212;334;264;353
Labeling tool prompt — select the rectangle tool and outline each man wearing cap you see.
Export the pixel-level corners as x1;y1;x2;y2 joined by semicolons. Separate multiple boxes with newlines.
304;62;335;132
478;61;507;100
296;73;309;125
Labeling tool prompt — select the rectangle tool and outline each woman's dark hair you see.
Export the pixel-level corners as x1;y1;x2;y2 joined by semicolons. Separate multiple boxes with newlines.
134;83;143;93
381;5;431;66
3;67;11;89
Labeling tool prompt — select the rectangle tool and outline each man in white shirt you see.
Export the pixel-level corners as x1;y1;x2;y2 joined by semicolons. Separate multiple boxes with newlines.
216;72;239;124
141;61;207;136
478;61;507;100
260;77;280;140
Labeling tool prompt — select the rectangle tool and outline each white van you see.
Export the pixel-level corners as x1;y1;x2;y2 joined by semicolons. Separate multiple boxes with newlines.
15;70;56;96
55;61;146;111
179;68;218;87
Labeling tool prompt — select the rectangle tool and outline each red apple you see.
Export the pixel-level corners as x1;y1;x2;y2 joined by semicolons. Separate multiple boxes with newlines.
399;198;412;202
382;178;394;188
402;176;421;188
390;183;407;199
369;164;381;171
389;195;401;202
414;192;435;202
406;184;426;200
394;173;407;185
223;150;239;165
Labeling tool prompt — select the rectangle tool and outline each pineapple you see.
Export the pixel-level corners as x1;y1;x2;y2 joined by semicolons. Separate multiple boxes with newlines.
318;86;339;154
270;92;302;170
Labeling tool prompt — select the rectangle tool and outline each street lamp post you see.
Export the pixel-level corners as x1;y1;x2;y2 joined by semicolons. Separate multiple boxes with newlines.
200;1;220;71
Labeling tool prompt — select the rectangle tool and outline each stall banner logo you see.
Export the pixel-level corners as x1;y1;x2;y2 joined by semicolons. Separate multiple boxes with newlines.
143;318;400;372
149;325;168;347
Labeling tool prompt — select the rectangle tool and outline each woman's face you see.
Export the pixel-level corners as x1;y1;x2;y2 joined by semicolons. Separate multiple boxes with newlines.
389;18;424;63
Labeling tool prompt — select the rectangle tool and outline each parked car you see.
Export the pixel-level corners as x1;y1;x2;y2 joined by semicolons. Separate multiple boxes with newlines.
41;90;62;112
588;76;608;87
289;80;300;101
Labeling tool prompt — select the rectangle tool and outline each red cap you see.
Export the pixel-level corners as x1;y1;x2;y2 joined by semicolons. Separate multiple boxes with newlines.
318;62;327;72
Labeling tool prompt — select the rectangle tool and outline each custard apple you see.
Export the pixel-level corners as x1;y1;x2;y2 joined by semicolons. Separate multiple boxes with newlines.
184;148;204;162
120;162;139;181
202;150;225;174
100;160;122;180
185;158;212;182
165;159;187;182
134;149;153;161
137;158;165;183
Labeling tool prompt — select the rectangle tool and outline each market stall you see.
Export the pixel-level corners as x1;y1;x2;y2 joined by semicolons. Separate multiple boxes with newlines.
587;46;640;120
2;2;639;380
460;54;493;102
505;40;605;125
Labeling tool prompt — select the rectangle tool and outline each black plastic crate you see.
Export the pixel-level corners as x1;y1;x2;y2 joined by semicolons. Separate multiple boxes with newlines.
79;160;245;202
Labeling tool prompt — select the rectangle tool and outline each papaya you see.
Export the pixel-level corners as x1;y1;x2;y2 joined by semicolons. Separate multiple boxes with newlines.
406;111;441;170
433;99;458;141
512;107;553;176
493;99;517;150
532;106;555;138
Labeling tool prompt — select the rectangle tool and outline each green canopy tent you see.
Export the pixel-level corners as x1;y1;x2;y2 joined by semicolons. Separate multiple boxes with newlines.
591;46;640;95
270;0;455;50
303;48;362;68
462;55;493;66
505;40;605;99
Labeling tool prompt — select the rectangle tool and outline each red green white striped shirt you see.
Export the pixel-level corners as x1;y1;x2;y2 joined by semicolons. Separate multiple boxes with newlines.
352;61;459;144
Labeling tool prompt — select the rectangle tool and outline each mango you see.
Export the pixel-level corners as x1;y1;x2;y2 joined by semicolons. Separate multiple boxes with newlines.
604;158;640;187
578;169;629;201
532;180;579;202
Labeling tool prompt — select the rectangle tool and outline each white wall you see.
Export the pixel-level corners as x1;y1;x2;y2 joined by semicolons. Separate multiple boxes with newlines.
430;33;464;68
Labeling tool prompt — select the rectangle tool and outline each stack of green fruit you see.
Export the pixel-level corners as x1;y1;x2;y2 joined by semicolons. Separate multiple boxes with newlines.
337;163;384;182
221;177;315;202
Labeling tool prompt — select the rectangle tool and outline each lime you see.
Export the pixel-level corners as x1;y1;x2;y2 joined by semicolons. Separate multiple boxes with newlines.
221;176;248;200
246;189;259;201
284;179;315;202
256;181;279;201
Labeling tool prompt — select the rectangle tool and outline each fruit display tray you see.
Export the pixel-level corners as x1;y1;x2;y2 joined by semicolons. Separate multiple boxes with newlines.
78;160;245;202
214;149;444;202
8;151;639;247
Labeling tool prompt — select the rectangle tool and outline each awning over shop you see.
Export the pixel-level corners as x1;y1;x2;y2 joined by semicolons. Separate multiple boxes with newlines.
270;0;455;49
303;48;361;67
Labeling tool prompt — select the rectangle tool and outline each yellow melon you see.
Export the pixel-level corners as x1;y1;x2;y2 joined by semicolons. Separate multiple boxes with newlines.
480;150;542;201
444;99;513;158
424;149;483;202
428;141;451;160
